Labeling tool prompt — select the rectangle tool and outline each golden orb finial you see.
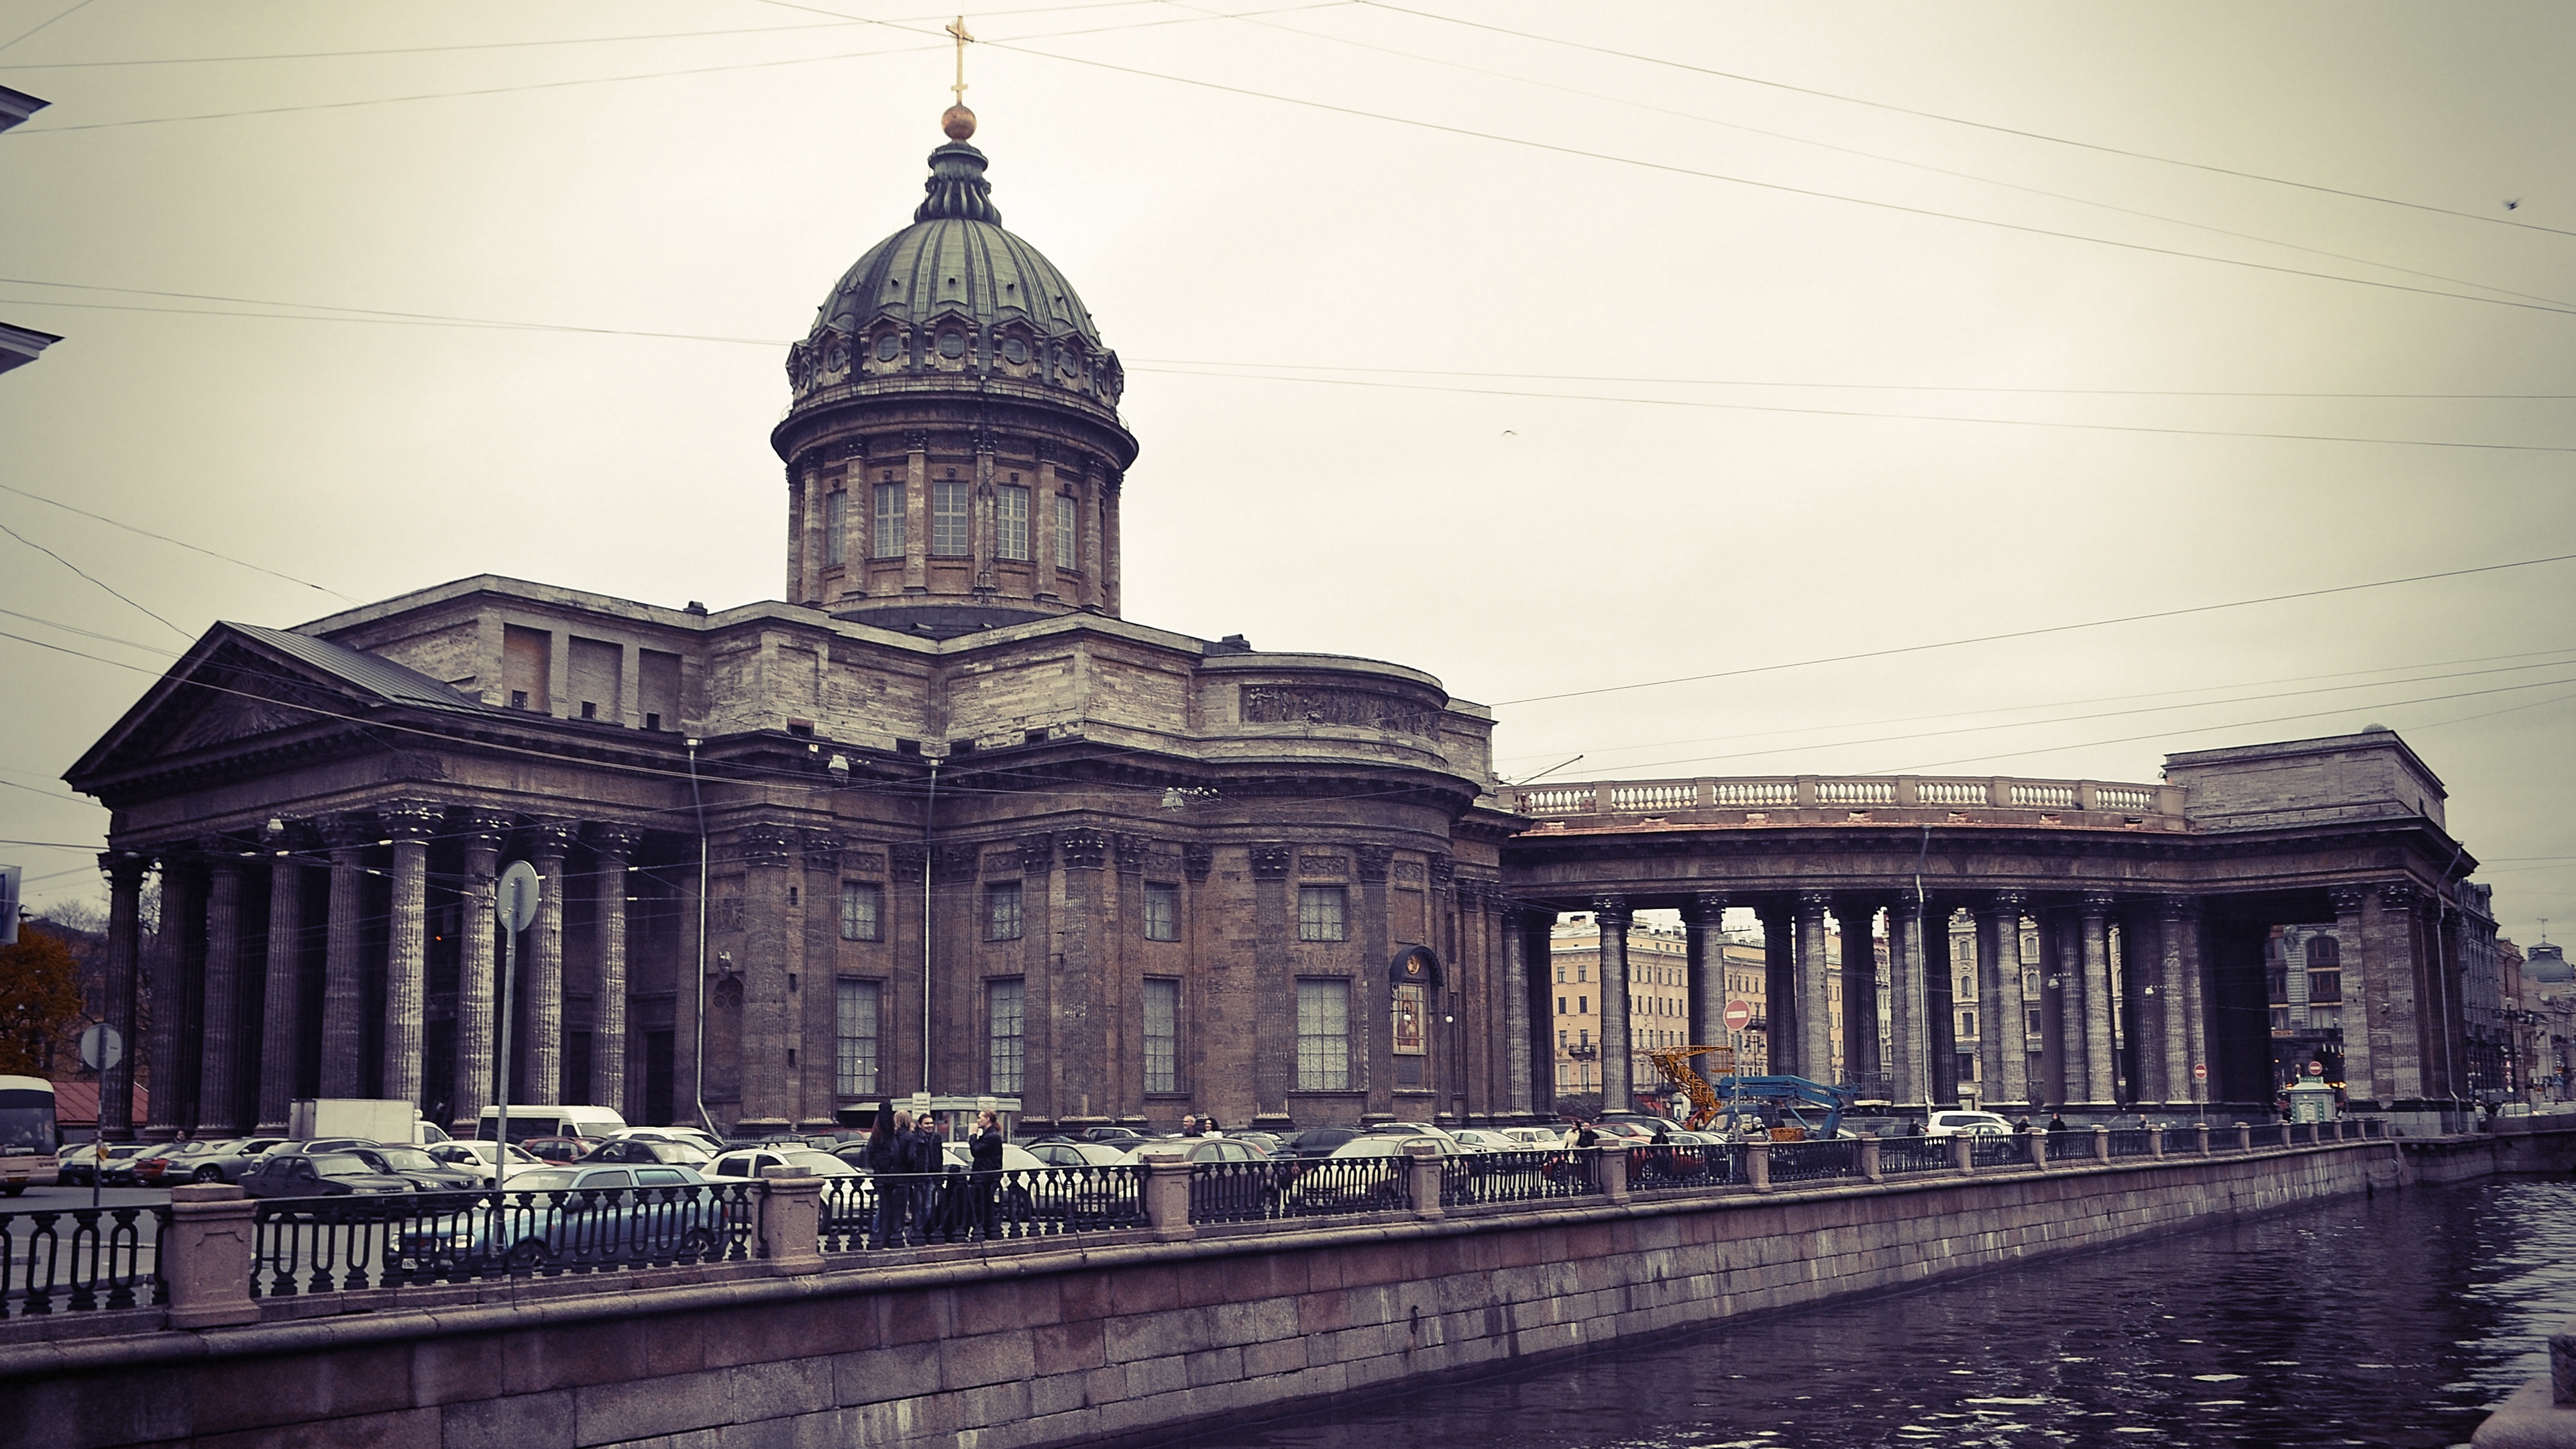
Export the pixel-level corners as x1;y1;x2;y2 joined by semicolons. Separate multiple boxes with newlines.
942;103;977;141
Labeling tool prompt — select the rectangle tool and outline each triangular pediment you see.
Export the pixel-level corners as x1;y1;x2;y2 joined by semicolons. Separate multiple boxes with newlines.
162;692;312;753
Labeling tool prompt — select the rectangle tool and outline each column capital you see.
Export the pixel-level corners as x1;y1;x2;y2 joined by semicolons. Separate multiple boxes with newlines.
1796;889;1832;922
377;799;443;845
737;822;796;869
1688;892;1729;926
454;812;513;852
317;814;373;852
1986;888;2027;917
1018;833;1055;876
2375;881;2421;912
797;830;841;871
2160;893;2206;922
1116;833;1155;875
587;822;648;861
1248;843;1291;879
98;851;149;885
1354;845;1393;884
1427;854;1454;888
2078;891;2118;917
890;843;928;881
1181;844;1213;882
1062;829;1110;871
1591;894;1631;929
527;819;582;861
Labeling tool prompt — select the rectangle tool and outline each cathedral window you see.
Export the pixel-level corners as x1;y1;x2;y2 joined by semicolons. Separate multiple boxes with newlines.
1297;885;1346;942
987;979;1025;1093
840;881;881;942
824;490;847;566
872;483;905;559
932;479;969;556
996;484;1030;561
985;881;1023;941
835;979;879;1095
1055;492;1077;570
1295;979;1350;1091
1143;882;1179;941
1142;979;1179;1093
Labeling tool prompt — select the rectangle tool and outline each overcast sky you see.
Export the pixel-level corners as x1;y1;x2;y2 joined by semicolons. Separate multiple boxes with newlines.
2;1;2569;945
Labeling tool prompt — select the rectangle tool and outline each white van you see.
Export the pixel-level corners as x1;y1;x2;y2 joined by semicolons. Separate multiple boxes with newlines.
476;1104;628;1144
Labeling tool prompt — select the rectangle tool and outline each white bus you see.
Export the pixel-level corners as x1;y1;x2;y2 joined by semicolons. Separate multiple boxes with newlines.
0;1075;61;1195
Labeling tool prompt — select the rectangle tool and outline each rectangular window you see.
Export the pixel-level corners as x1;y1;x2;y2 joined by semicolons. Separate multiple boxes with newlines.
931;478;969;556
824;489;847;566
872;482;906;558
835;979;879;1095
1294;979;1350;1091
1055;492;1078;569
2308;970;2343;1004
1297;885;1346;942
1143;882;1179;941
987;979;1025;1093
996;484;1030;561
1143;978;1179;1093
1556;996;1566;1016
1961;1010;1976;1035
839;881;882;942
1578;996;1587;1014
986;881;1023;941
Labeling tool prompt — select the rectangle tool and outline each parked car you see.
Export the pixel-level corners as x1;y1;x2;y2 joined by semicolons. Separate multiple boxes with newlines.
1495;1127;1564;1149
708;1147;858;1181
521;1136;600;1164
415;1164;736;1271
127;1141;203;1186
240;1151;418;1199
59;1141;148;1186
1116;1138;1267;1167
172;1137;292;1183
1925;1111;2015;1138
1024;1140;1128;1167
1279;1127;1367;1160
583;1137;713;1168
341;1144;484;1191
1283;1136;1420;1211
426;1140;543;1186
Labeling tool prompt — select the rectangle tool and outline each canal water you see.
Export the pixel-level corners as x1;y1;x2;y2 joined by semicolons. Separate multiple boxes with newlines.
1156;1178;2576;1449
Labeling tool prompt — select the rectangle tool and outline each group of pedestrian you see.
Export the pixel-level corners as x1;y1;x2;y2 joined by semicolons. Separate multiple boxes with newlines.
862;1106;1010;1246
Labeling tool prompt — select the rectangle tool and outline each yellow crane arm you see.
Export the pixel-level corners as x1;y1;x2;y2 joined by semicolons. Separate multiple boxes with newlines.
1646;1045;1726;1130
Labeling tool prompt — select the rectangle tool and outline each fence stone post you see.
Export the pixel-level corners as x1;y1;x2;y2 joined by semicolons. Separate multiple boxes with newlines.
2092;1126;2111;1164
2235;1122;2253;1151
2149;1126;2165;1160
1140;1150;1195;1242
757;1169;824;1273
1746;1142;1771;1193
1860;1136;1883;1183
165;1183;260;1329
1599;1147;1630;1205
2029;1130;2048;1169
2196;1123;2212;1155
1953;1134;1974;1175
1406;1144;1446;1219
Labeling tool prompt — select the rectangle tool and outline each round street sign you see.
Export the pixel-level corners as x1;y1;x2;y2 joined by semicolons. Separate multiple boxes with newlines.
1723;999;1754;1031
498;860;543;934
2192;1063;2209;1082
78;1023;122;1073
2306;1060;2324;1075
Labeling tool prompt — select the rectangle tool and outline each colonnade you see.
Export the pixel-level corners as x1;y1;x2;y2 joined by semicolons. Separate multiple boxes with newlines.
93;801;647;1140
1519;880;2475;1119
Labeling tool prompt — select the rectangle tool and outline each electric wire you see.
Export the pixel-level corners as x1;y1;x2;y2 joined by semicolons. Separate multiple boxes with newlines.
0;481;358;601
0;0;91;54
1493;549;2576;706
1358;1;2576;243
0;519;192;639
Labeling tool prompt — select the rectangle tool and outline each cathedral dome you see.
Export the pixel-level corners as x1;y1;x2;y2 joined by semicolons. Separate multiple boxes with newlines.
780;140;1126;428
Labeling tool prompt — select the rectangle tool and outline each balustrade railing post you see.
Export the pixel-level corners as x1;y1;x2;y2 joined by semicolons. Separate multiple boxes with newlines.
757;1169;824;1273
166;1183;259;1329
1599;1147;1630;1205
1407;1145;1446;1219
2236;1122;2253;1151
2149;1127;2166;1160
2029;1130;2048;1169
2092;1126;2112;1165
1747;1142;1771;1193
1953;1135;1974;1175
1860;1137;1883;1183
2196;1123;2212;1155
1140;1150;1194;1241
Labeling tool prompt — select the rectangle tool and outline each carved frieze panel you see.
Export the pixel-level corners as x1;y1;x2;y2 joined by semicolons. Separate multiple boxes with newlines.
1391;861;1426;887
1297;855;1346;878
842;849;887;878
1240;685;1436;737
890;845;927;882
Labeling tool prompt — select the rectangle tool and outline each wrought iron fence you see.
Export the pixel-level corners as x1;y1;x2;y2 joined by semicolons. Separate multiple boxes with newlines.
2103;1129;2160;1159
1439;1149;1607;1206
1619;1144;1736;1194
1876;1136;1953;1176
1766;1138;1863;1185
1;1204;169;1316
1195;1155;1410;1224
253;1182;755;1295
817;1167;1148;1250
1969;1134;2035;1170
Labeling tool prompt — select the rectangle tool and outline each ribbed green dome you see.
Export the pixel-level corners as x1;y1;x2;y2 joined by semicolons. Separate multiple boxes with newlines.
784;141;1123;415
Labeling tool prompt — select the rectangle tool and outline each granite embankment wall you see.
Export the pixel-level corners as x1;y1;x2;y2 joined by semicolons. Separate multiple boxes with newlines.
3;1136;2557;1449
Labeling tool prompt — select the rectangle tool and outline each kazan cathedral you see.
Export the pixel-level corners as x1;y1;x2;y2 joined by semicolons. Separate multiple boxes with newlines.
66;102;1536;1142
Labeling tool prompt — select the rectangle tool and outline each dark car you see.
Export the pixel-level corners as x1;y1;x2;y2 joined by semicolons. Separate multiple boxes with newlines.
1280;1127;1366;1159
343;1144;482;1191
241;1151;417;1199
520;1136;598;1164
170;1137;292;1184
582;1138;712;1168
128;1140;204;1186
60;1142;149;1187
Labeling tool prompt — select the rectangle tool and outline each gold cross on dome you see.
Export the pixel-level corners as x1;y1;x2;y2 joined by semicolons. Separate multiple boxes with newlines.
947;16;975;103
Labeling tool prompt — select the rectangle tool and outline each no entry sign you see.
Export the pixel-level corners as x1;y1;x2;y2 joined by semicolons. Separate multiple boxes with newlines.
1724;999;1754;1030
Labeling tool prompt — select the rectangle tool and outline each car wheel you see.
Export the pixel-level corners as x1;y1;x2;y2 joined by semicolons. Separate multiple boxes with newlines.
193;1165;223;1183
677;1228;715;1258
505;1238;551;1271
2;1183;20;1197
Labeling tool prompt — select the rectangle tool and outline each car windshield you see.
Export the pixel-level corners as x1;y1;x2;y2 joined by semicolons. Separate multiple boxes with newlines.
502;1169;578;1191
373;1148;439;1172
309;1154;377;1177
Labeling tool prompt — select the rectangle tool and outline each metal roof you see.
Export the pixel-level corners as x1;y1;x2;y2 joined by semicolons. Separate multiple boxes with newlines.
227;622;489;712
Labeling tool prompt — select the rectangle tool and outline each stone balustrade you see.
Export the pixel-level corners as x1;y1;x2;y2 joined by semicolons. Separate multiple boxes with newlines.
1501;773;2188;829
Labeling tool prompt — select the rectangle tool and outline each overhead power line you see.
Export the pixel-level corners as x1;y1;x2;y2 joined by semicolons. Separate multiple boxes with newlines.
1495;549;2576;706
0;0;92;54
0;519;192;639
0;481;358;600
1359;1;2576;243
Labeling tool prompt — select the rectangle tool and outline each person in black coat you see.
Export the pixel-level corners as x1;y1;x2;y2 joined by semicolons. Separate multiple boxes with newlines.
968;1110;1006;1239
908;1114;951;1238
865;1108;912;1246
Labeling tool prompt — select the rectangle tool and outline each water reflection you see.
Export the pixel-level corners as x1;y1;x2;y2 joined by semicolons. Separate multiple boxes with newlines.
1155;1180;2575;1449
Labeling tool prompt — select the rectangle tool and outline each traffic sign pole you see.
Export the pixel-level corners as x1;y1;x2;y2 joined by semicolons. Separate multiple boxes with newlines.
494;862;543;1195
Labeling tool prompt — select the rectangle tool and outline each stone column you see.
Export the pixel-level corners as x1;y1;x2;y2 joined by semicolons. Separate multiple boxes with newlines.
589;824;645;1116
1836;896;1884;1100
380;802;440;1110
2328;886;2376;1104
2372;883;2426;1104
1593;896;1633;1111
197;853;245;1134
2121;903;2166;1107
1797;891;1833;1084
1886;896;1931;1110
2080;894;2117;1110
254;852;303;1136
902;431;929;594
2045;908;2082;1107
1685;892;1728;1055
2174;898;2208;1110
527;824;576;1106
142;857;200;1139
99;854;145;1140
1499;897;1534;1121
1248;844;1293;1126
1758;901;1796;1077
317;817;370;1097
452;816;508;1134
1980;892;2029;1110
2156;898;2192;1110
